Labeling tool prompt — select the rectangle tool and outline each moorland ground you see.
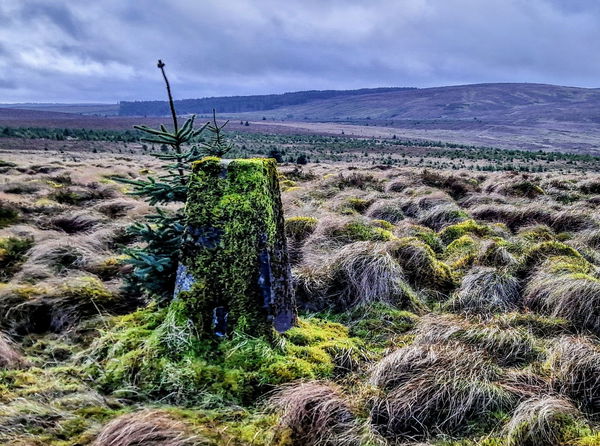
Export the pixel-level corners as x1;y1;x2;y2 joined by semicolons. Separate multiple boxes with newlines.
0;128;600;445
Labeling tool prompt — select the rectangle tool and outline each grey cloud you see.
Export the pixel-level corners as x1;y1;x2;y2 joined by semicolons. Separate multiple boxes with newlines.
1;0;599;103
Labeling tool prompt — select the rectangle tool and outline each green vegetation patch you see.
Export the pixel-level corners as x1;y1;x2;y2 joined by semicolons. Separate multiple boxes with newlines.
439;219;493;244
84;306;365;406
0;202;19;228
0;237;33;281
284;216;318;242
331;220;395;243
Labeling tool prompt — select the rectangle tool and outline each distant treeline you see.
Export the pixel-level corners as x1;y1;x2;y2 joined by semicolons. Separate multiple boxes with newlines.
0;126;141;142
118;87;415;116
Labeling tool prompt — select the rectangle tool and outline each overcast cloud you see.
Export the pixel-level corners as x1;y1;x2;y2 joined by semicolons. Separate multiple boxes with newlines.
1;0;599;103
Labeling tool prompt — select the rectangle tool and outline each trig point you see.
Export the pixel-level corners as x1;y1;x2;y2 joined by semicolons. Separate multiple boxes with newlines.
173;157;297;339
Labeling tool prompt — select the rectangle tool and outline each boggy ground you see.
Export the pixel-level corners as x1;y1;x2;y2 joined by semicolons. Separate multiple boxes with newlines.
0;150;600;445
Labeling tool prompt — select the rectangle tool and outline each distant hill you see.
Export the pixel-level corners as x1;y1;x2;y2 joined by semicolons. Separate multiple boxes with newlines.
118;87;415;116
230;83;600;124
0;103;119;116
118;83;600;125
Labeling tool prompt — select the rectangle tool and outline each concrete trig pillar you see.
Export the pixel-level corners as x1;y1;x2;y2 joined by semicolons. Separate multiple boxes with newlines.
173;157;297;339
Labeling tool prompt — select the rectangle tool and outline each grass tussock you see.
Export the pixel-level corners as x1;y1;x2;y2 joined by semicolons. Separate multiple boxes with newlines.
448;267;520;316
547;337;600;412
270;381;359;446
414;314;541;366
93;409;202;446
0;275;130;334
366;199;406;223
2;157;600;445
524;269;600;334
0;331;27;369
47;210;108;234
0;236;33;281
296;241;424;312
387;237;456;296
504;396;588;446
369;343;514;438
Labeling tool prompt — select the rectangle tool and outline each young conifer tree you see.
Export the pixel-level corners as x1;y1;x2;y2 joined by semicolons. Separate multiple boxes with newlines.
117;60;232;302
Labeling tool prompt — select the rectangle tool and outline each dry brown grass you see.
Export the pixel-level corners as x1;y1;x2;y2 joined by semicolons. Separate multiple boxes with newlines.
504;396;585;446
413;314;540;366
46;210;108;234
547;337;600;412
0;332;27;369
270;381;359;446
93;410;202;446
295;241;424;311
369;343;514;438
448;267;520;316
524;270;600;335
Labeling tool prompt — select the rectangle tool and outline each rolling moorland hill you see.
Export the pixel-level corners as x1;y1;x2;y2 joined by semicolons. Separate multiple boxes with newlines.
118;83;600;124
232;83;600;123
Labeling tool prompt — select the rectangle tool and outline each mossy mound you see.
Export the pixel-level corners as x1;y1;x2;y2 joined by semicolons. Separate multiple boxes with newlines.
0;236;33;281
439;219;493;244
0;276;125;335
84;306;366;406
0;201;20;228
329;220;395;243
443;234;480;271
321;302;419;348
504;396;591;446
388;237;457;296
284;216;318;243
518;241;582;276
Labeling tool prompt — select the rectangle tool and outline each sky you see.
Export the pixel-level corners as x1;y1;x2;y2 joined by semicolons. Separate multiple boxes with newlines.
1;0;599;103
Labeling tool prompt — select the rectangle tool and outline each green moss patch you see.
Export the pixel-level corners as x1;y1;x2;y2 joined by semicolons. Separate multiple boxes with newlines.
84;307;366;406
0;201;19;228
330;220;395;243
439;219;493;244
0;237;33;281
284;216;318;243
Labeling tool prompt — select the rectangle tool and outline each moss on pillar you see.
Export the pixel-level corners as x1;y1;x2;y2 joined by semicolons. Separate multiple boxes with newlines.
173;157;297;340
